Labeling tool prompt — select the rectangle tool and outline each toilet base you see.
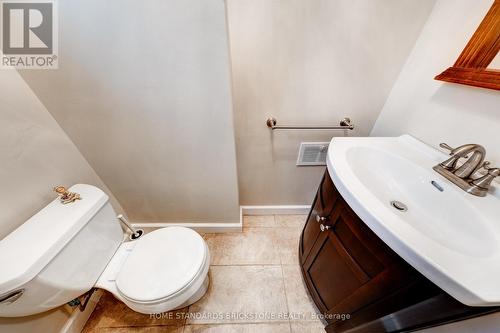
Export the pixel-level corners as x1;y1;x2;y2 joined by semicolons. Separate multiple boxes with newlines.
117;272;209;314
172;274;209;311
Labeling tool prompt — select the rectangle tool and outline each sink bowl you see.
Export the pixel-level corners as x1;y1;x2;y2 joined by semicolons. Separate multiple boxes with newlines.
346;146;496;258
327;135;500;306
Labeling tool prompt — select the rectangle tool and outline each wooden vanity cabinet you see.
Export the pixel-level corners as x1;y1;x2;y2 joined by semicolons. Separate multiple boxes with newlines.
299;170;499;333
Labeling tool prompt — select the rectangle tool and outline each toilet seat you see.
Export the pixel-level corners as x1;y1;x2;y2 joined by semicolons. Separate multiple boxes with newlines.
116;226;207;303
96;226;210;313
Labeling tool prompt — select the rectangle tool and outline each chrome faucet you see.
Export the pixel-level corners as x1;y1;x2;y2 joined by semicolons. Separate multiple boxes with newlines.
433;143;498;197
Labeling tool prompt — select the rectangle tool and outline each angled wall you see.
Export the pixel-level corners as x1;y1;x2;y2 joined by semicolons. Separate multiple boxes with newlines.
372;0;500;166
0;67;124;333
19;0;240;225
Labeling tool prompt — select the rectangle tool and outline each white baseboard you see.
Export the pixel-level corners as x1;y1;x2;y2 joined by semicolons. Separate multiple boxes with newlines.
241;205;310;215
131;212;243;234
59;290;103;333
131;222;242;234
130;206;311;233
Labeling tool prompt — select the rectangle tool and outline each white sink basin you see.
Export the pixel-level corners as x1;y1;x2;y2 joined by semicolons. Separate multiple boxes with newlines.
327;135;500;306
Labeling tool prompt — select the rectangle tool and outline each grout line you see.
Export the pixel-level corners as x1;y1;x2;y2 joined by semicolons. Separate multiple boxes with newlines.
185;320;291;325
183;321;293;329
280;262;293;333
276;214;294;333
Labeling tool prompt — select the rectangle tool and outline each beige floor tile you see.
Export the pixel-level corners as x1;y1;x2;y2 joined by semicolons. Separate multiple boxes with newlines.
275;215;307;228
282;265;318;321
290;321;325;333
82;292;186;332
204;228;280;265
187;266;288;324
87;327;184;333
243;215;276;228
273;227;302;265
184;323;291;333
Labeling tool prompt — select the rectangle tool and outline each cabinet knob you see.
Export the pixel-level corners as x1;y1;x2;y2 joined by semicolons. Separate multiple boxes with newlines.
320;224;330;232
316;215;327;223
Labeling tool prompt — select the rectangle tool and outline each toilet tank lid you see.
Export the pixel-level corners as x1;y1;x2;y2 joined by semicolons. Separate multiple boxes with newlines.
0;184;109;294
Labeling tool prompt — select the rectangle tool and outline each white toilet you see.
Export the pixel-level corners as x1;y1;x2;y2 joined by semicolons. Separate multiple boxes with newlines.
0;184;210;317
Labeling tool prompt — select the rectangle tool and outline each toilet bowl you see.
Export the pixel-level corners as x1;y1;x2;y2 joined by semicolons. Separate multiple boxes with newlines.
0;184;210;317
96;226;210;314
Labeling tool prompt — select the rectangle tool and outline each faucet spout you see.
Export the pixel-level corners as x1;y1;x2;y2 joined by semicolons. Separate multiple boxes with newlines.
452;145;485;179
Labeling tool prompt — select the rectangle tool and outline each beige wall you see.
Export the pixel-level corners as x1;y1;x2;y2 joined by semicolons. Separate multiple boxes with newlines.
371;1;499;330
227;0;436;205
20;0;240;224
0;69;125;240
372;0;500;166
0;69;124;331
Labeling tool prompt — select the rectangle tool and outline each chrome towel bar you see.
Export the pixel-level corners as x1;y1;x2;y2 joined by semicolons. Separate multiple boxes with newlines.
266;117;354;131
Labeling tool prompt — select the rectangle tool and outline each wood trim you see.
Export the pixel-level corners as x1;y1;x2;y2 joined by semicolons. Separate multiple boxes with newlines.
435;67;500;90
435;0;500;90
454;1;500;68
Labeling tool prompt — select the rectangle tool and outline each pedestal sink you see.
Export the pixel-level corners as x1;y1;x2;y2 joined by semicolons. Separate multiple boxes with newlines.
327;135;500;306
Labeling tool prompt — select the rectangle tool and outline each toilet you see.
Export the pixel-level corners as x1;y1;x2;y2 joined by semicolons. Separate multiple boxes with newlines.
0;184;210;317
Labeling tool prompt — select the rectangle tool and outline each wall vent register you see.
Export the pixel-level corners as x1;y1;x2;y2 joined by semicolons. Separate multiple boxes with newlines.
297;142;329;166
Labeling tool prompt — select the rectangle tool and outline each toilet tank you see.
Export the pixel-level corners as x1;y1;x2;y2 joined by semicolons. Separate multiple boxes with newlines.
0;184;123;317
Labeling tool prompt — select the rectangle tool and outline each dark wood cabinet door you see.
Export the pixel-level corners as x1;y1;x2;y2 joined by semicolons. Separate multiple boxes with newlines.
302;200;409;322
303;227;365;314
300;192;321;262
300;172;339;263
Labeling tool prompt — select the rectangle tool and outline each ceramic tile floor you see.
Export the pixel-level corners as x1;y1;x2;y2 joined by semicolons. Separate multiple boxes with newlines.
83;215;325;333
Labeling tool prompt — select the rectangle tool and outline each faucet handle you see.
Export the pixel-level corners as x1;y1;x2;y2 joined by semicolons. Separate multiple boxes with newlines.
471;162;500;192
482;162;500;176
439;143;454;152
439;142;471;158
478;161;500;173
439;143;462;157
481;161;491;170
489;168;500;177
